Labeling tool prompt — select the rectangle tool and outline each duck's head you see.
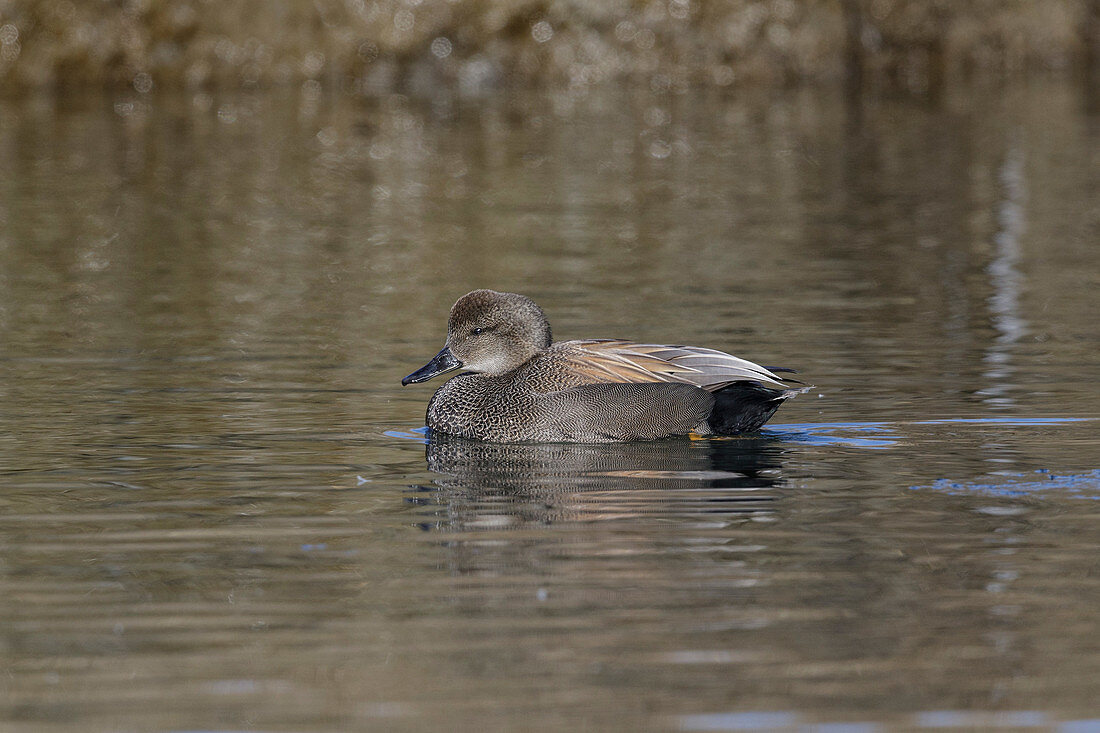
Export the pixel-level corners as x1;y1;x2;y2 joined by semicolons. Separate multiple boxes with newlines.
402;290;552;385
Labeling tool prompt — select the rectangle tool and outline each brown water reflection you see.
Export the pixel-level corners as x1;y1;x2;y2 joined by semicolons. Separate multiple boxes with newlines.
0;81;1098;731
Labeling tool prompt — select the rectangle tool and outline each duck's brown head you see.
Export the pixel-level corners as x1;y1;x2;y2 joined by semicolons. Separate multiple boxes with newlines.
402;290;552;385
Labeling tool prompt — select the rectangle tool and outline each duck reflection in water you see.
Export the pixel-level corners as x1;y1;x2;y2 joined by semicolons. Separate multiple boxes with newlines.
412;431;790;531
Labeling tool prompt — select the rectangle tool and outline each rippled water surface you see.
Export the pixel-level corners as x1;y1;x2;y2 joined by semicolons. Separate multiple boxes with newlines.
1;82;1098;731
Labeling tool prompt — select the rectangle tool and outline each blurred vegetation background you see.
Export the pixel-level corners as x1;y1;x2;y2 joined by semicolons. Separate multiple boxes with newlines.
0;0;1096;95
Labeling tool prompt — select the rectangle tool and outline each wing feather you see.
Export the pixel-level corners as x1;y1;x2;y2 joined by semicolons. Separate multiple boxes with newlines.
557;339;795;392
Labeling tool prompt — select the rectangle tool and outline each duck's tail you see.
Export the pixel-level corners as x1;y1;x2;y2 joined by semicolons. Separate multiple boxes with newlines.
707;381;811;435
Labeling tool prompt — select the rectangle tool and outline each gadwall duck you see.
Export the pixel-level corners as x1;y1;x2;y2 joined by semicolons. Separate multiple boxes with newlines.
402;289;808;443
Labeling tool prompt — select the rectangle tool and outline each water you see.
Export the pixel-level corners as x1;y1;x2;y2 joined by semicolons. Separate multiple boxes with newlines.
1;81;1098;731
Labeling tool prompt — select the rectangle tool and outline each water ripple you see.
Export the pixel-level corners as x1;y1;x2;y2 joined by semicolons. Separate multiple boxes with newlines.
912;469;1100;500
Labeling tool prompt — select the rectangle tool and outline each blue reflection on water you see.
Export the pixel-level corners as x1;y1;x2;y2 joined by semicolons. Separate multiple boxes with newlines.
762;416;1096;450
677;711;1100;731
678;711;800;730
384;427;430;444
763;422;901;449
913;469;1100;500
911;417;1094;426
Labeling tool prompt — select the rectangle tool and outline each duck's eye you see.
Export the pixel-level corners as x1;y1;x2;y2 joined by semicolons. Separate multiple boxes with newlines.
471;327;485;335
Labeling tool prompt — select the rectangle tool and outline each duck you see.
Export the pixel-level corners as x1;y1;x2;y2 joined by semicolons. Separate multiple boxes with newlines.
402;289;808;443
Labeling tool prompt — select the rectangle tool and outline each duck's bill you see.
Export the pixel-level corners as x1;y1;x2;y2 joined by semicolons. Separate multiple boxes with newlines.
402;346;463;385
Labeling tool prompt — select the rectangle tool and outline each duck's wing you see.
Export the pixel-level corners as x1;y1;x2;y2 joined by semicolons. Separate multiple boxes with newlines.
559;339;796;392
